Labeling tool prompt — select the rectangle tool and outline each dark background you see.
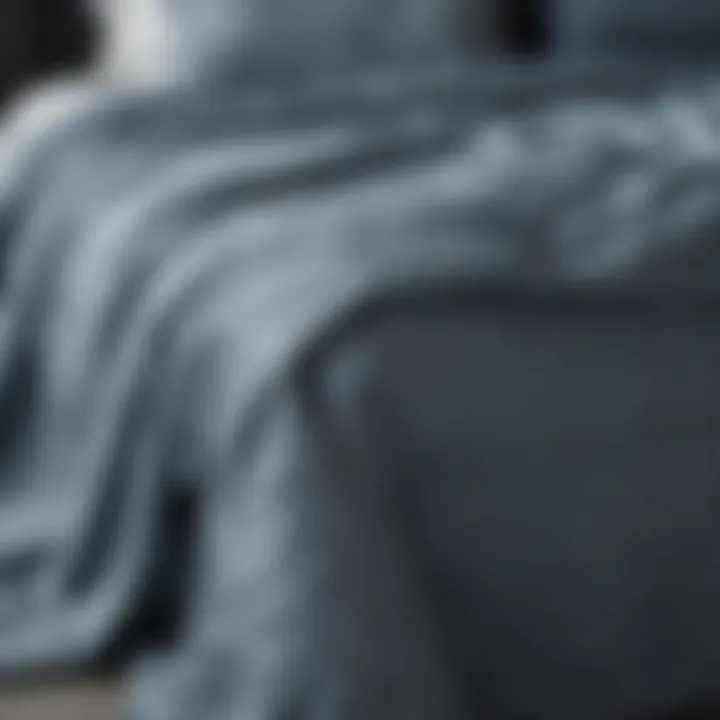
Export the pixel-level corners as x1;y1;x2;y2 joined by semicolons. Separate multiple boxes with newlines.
0;0;547;109
0;0;96;106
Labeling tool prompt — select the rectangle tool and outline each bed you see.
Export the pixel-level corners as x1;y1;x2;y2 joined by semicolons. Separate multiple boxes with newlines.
3;1;720;719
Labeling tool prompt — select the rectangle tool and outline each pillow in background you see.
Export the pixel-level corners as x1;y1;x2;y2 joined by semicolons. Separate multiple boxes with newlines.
551;0;720;57
91;0;505;84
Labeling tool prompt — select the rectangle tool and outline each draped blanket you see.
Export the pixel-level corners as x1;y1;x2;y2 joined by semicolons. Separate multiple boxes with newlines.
2;62;720;719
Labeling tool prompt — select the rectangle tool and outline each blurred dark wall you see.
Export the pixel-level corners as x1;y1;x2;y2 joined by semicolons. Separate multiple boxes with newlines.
501;0;549;54
0;0;94;108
